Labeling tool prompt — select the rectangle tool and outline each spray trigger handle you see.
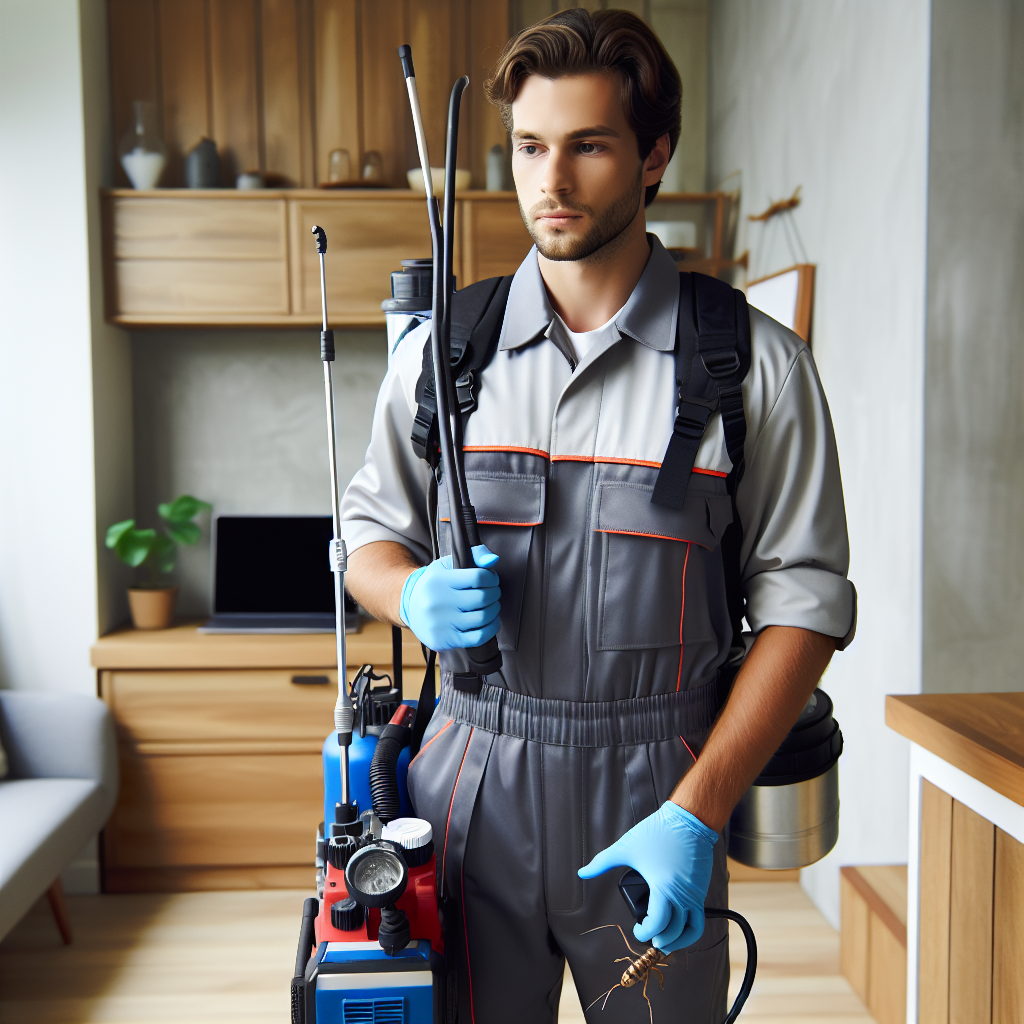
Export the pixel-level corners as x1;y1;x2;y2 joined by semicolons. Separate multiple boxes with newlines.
618;869;650;926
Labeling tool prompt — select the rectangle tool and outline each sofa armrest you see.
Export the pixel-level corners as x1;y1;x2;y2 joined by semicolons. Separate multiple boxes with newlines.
0;692;118;803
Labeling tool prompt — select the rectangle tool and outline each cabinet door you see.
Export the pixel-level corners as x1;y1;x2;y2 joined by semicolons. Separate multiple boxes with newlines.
460;195;534;285
288;196;443;324
103;669;339;744
107;195;290;317
105;749;322;869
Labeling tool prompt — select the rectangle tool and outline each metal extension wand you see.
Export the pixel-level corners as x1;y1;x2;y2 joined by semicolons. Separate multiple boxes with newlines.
312;225;354;812
398;43;502;680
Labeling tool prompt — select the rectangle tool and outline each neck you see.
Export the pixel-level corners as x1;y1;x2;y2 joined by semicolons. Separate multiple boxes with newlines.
537;208;651;333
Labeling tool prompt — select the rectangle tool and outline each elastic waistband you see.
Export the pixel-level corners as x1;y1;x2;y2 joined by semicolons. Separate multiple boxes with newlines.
436;679;721;747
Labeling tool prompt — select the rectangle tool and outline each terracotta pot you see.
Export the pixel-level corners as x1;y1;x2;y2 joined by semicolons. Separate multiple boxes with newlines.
127;586;178;630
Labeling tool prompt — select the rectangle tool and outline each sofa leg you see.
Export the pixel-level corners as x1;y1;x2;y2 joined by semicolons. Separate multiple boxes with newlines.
47;878;73;944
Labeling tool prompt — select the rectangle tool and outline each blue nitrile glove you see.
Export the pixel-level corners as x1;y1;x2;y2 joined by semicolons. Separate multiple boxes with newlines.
400;544;500;651
578;801;718;953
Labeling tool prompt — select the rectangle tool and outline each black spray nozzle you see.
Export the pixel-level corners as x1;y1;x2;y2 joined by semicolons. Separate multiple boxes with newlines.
312;224;327;254
398;44;415;79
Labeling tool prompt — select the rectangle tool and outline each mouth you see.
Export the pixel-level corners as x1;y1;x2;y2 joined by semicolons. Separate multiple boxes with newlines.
534;211;583;229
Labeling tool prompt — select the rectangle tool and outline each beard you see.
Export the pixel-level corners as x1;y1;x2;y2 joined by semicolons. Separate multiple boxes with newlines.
521;164;645;263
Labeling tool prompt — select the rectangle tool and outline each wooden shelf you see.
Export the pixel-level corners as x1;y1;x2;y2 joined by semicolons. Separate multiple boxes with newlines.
91;617;426;671
885;693;1024;805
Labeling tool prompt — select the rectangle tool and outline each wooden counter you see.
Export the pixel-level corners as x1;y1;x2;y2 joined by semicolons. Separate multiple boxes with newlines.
91;619;428;894
91;618;427;673
886;693;1024;804
886;693;1024;1024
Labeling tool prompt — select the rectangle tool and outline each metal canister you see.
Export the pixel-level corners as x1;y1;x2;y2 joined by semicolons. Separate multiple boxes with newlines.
381;258;433;367
728;688;843;870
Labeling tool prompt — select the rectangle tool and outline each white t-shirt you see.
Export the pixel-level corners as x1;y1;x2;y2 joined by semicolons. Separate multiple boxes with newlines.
557;306;625;366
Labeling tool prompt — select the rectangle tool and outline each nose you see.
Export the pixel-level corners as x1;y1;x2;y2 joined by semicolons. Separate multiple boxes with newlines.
539;145;573;198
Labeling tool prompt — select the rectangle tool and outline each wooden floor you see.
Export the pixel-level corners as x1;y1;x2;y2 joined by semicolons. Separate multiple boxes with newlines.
0;882;874;1023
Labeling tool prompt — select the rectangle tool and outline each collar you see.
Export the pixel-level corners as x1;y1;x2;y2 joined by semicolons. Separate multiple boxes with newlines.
497;234;680;354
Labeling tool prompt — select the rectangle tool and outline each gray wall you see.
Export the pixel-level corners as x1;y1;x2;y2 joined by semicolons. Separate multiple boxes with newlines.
131;330;388;616
708;0;932;927
923;0;1024;694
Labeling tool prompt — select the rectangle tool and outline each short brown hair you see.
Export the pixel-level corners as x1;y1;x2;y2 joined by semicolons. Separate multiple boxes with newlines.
485;8;682;206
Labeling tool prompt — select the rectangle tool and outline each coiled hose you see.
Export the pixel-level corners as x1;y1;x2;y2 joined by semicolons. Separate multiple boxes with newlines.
369;707;414;824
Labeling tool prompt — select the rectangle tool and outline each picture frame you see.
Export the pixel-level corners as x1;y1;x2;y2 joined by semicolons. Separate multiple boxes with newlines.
746;264;816;345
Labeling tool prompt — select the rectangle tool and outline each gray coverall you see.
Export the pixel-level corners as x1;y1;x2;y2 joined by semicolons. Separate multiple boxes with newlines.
341;237;855;1023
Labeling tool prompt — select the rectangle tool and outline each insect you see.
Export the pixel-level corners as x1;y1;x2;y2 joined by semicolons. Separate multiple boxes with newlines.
581;923;672;1024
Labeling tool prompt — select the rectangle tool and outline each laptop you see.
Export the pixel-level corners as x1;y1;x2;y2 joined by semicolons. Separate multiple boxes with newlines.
199;515;359;634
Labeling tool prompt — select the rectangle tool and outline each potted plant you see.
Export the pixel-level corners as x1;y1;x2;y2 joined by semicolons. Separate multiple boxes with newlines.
105;495;212;630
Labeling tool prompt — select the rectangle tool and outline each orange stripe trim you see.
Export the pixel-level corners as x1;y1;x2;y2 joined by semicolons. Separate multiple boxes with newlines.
552;454;662;468
442;728;473;889
409;717;452;768
463;445;549;459
692;466;728;478
595;528;700;545
439;517;541;527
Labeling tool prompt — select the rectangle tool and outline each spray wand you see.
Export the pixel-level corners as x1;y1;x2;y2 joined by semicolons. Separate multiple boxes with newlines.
398;44;502;683
312;225;356;820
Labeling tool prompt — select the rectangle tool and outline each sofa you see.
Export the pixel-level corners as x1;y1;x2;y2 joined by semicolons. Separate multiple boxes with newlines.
0;691;119;943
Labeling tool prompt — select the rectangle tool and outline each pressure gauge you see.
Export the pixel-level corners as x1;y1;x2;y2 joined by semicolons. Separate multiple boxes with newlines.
344;842;408;908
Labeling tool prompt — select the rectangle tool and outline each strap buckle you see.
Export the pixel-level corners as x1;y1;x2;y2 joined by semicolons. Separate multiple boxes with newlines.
701;347;742;379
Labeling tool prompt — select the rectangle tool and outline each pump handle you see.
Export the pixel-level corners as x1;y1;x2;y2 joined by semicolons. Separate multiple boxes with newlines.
312;224;327;254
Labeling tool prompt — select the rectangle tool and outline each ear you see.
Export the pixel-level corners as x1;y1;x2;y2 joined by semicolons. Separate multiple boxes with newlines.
643;133;671;186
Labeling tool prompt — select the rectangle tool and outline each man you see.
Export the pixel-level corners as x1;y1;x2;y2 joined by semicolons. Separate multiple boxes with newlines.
342;9;854;1022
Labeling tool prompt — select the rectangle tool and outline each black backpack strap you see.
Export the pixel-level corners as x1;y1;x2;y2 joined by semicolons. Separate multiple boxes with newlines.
652;272;752;509
410;275;513;467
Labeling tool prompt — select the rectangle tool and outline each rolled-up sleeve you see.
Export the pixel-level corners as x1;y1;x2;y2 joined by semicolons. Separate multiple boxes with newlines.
738;338;855;641
340;324;434;565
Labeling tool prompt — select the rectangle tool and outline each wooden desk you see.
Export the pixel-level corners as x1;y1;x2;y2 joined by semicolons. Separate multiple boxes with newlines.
886;693;1024;1023
92;620;427;893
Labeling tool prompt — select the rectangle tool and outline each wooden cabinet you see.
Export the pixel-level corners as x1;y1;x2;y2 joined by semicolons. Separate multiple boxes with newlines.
102;189;738;328
93;620;430;892
102;188;534;327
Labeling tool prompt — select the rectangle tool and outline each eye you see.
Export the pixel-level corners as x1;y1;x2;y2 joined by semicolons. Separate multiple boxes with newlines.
520;144;539;156
578;142;600;155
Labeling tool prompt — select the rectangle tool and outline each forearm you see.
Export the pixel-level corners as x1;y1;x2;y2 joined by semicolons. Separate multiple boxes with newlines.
670;625;835;833
345;541;421;626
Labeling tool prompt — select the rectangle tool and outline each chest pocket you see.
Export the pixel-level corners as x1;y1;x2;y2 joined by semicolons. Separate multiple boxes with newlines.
438;472;545;651
593;480;732;651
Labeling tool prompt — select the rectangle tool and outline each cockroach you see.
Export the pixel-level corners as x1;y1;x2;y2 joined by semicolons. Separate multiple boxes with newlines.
581;924;672;1024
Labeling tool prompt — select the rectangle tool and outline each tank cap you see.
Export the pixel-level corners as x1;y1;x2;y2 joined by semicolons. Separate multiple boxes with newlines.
381;817;432;850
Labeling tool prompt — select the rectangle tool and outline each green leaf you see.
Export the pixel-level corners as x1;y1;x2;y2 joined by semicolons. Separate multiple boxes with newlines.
105;519;136;549
165;520;200;546
115;527;155;567
150;534;176;575
158;495;212;524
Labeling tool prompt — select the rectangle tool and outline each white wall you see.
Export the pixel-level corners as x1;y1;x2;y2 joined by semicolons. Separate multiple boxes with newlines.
131;329;387;614
922;0;1024;695
708;0;932;926
0;0;129;698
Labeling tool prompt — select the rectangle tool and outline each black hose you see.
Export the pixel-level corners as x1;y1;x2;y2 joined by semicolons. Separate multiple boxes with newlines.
705;907;757;1024
369;722;411;823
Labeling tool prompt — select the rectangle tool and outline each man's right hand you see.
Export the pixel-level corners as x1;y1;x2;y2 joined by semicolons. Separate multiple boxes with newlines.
400;545;501;651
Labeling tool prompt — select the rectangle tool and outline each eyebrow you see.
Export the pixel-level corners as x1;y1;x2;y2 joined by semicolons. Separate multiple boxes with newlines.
511;124;621;141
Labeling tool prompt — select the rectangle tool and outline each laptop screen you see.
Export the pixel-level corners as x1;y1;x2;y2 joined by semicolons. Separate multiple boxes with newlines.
214;516;335;614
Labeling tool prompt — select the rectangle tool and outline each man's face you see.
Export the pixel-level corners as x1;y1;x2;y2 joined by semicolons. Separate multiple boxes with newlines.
510;73;647;262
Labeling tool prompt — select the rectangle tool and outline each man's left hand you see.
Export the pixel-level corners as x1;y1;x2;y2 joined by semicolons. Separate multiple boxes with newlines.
577;801;717;953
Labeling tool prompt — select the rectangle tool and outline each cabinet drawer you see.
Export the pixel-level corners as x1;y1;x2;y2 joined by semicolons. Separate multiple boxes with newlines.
103;669;340;743
112;197;287;260
105;750;321;868
461;197;533;285
114;258;289;315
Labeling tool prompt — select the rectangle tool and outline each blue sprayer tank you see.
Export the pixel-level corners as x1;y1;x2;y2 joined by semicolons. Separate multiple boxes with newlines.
321;699;417;827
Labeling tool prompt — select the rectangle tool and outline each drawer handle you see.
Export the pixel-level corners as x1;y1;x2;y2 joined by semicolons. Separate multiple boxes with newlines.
291;674;330;686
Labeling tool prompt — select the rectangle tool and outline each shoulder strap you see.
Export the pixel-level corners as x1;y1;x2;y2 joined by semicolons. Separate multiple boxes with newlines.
651;272;751;509
410;275;514;468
